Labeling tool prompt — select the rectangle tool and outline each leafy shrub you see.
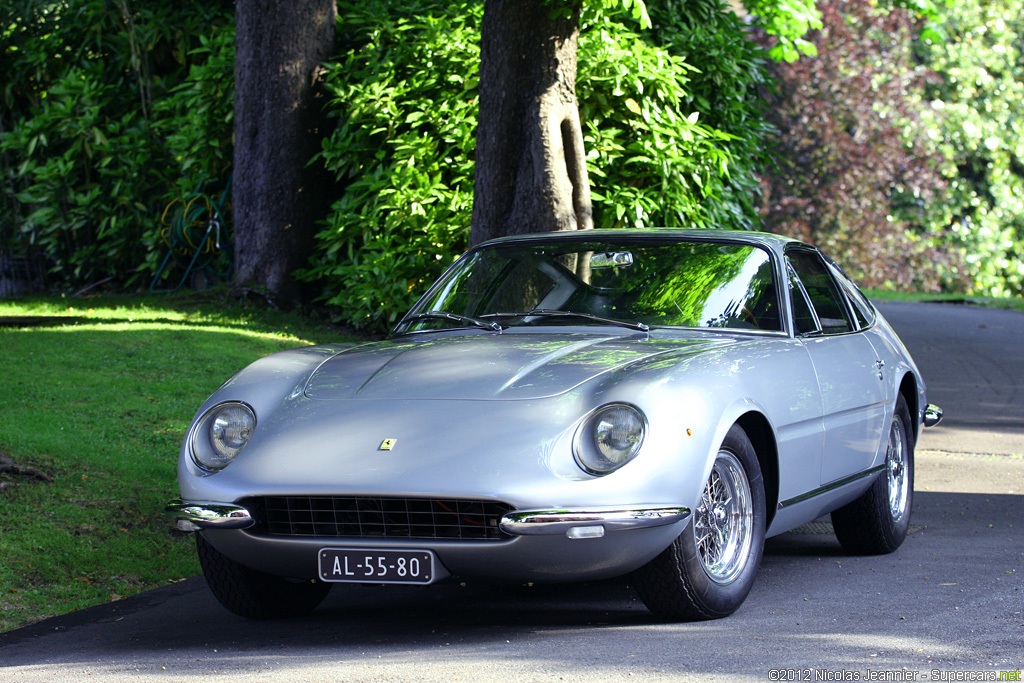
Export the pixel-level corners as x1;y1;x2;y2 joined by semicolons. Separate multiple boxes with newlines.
618;0;775;231
579;5;737;230
755;0;964;293
1;0;234;289
1;64;157;283
299;2;480;332
148;26;235;286
304;0;770;332
916;0;1024;296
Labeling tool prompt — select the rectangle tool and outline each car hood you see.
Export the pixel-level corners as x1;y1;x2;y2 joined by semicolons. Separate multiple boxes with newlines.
304;331;726;401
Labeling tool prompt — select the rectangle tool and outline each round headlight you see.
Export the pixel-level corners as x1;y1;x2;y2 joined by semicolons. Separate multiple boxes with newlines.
190;402;256;471
574;403;646;475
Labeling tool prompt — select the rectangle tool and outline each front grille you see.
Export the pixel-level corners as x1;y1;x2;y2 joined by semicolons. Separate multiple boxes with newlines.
245;496;514;541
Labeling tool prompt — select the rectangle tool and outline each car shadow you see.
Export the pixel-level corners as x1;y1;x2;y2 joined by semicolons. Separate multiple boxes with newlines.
1;490;1019;664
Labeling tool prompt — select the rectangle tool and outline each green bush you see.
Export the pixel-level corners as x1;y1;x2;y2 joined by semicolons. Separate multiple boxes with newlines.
299;2;480;333
303;0;772;333
0;0;234;289
596;0;774;232
917;0;1024;296
579;4;736;230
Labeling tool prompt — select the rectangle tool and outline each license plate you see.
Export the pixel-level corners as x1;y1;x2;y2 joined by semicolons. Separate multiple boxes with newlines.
318;548;436;584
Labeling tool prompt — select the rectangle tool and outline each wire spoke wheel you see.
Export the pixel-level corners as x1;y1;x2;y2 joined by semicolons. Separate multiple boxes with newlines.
886;412;910;522
632;424;765;620
694;450;754;585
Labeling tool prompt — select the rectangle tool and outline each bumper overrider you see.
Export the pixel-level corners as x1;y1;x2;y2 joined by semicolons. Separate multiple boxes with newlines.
166;499;688;538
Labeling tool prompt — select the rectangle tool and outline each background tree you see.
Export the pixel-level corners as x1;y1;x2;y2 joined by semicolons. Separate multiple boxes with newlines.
755;0;962;292
466;0;944;248
916;0;1024;296
231;0;337;306
469;0;595;245
8;0;1021;329
303;0;768;332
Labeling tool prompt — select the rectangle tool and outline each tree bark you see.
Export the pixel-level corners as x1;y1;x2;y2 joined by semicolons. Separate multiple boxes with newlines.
232;0;336;306
470;0;593;245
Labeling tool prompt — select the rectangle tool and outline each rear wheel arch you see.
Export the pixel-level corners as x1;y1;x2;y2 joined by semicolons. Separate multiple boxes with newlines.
897;372;920;444
735;411;779;529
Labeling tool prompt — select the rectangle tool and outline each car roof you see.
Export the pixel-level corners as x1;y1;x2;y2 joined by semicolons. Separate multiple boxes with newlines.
475;228;805;255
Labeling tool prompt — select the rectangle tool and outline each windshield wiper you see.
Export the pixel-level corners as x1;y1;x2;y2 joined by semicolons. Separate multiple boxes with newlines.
403;311;502;332
481;309;649;332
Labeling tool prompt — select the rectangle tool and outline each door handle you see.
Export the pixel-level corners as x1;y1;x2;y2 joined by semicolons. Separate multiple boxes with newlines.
875;359;885;380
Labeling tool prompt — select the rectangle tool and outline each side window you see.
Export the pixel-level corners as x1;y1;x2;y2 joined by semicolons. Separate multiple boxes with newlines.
786;250;853;335
830;262;876;331
787;263;819;335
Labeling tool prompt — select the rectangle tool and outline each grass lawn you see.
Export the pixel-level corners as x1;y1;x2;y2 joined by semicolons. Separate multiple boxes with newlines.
865;289;1024;313
0;290;359;632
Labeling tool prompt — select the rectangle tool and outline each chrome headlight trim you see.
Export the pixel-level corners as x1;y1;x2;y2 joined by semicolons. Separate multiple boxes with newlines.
573;403;647;475
188;401;256;472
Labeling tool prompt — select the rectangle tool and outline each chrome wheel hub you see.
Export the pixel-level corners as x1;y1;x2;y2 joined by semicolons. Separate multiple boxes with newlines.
886;416;910;522
694;450;753;585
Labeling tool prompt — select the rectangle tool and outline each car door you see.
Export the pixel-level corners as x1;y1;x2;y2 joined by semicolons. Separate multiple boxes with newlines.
786;248;889;485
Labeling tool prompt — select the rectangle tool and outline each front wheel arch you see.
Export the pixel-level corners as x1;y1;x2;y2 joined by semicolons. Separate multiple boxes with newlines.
736;411;779;530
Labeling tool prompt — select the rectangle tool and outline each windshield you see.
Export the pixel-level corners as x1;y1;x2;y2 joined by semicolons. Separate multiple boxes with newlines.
397;236;782;333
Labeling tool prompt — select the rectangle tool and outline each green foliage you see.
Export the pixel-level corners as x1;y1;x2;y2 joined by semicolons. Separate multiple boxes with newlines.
148;26;235;284
0;0;234;289
304;0;773;333
579;4;738;230
2;64;157;283
742;0;952;62
746;0;823;62
643;0;775;231
755;0;1024;298
917;1;1024;296
154;27;235;200
301;1;481;332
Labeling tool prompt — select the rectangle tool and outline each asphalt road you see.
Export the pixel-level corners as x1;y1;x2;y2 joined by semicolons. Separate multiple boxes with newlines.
879;300;1024;457
2;301;1022;682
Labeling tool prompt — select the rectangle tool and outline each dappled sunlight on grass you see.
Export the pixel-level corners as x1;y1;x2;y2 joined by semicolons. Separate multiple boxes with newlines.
0;294;358;632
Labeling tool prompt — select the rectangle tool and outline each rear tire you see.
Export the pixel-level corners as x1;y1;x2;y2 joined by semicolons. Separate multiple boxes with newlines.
831;394;914;554
196;534;332;619
632;424;766;620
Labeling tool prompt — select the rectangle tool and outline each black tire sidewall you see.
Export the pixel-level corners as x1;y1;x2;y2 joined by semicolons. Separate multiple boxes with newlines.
831;393;915;554
677;425;767;617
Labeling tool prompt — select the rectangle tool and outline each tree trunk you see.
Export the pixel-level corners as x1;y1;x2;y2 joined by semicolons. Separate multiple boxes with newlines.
470;0;593;245
232;0;336;306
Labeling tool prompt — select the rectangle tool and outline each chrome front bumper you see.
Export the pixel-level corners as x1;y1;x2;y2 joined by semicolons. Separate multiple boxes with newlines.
166;499;255;532
166;499;688;538
499;506;689;537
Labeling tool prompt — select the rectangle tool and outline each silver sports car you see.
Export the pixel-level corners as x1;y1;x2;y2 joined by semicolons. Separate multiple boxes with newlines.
167;229;942;621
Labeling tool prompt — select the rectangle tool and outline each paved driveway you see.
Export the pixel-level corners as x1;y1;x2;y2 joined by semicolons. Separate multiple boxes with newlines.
879;300;1024;456
2;302;1021;682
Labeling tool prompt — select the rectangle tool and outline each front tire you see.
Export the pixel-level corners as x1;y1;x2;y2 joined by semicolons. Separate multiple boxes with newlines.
632;424;766;620
831;394;914;555
196;534;332;619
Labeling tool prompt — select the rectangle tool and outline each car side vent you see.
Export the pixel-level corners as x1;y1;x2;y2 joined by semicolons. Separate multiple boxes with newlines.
245;496;514;541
